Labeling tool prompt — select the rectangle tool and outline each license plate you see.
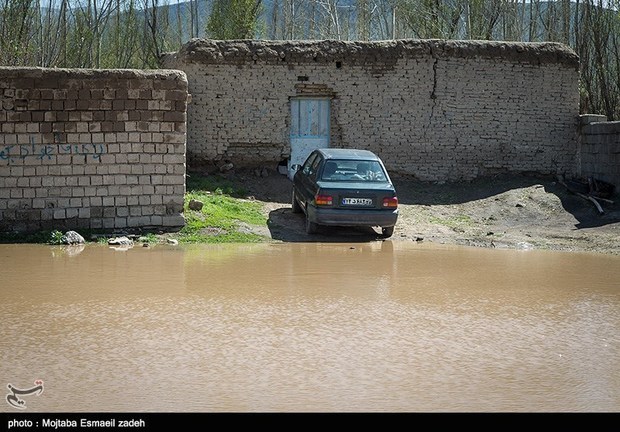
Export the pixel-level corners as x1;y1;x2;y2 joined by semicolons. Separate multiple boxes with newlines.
342;197;373;206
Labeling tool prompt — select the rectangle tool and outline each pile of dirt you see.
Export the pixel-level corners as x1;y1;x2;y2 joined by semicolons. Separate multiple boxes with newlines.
211;167;620;255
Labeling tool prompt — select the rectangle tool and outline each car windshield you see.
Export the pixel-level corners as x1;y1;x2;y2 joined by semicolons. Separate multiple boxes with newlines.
321;160;387;182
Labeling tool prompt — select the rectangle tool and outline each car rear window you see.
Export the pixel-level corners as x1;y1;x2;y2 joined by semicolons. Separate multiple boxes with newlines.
321;160;387;182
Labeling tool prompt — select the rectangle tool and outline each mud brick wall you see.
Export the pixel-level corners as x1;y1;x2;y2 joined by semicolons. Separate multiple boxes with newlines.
162;39;580;182
580;115;620;190
0;67;188;233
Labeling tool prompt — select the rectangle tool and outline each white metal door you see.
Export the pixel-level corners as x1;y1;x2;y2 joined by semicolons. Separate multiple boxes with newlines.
288;98;330;179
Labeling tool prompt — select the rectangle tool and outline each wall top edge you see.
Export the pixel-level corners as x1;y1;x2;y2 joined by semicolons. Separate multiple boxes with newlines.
161;38;579;69
0;67;188;83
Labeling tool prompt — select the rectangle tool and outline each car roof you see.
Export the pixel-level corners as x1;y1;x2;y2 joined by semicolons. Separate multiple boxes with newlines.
316;148;381;161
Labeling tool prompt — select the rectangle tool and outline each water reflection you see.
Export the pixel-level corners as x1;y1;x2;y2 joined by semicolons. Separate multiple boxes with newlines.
0;242;618;412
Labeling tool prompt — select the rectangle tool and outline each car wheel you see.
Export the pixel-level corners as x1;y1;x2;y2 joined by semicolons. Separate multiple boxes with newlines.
305;214;318;234
291;190;302;213
381;226;394;238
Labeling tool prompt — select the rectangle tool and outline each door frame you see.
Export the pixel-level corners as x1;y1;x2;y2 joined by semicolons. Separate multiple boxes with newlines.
288;96;331;180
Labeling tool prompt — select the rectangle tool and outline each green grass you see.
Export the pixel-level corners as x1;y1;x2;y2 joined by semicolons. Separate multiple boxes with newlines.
139;232;160;244
48;230;64;245
428;214;474;229
177;174;269;244
0;229;61;244
185;173;247;198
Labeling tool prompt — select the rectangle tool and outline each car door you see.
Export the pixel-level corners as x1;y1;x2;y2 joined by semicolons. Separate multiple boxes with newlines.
296;153;323;209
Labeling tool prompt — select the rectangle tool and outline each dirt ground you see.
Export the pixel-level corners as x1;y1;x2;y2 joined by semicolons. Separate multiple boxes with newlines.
201;167;620;255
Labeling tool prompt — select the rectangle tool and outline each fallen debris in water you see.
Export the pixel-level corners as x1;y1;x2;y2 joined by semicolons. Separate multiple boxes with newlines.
108;236;134;246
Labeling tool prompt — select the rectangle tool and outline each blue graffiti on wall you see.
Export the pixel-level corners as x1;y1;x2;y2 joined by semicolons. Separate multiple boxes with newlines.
0;137;106;164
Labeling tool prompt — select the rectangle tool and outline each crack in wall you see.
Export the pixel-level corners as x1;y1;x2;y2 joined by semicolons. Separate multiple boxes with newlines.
427;47;468;178
425;47;439;142
430;51;438;101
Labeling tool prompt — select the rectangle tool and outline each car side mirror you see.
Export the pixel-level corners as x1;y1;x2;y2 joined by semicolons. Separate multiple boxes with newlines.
291;164;301;172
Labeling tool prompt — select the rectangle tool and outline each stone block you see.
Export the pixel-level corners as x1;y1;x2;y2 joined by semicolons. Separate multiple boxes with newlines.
114;217;127;228
162;215;185;227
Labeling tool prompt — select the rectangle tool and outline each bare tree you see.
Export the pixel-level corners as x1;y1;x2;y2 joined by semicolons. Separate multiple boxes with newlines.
397;0;465;39
579;0;620;119
270;0;308;40
144;0;171;67
0;0;36;65
500;0;526;41
314;0;343;40
357;0;371;40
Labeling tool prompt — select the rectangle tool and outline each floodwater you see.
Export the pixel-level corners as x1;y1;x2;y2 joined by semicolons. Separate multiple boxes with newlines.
0;241;618;413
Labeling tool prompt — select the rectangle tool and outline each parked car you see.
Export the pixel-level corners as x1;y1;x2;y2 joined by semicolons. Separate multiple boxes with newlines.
291;148;398;237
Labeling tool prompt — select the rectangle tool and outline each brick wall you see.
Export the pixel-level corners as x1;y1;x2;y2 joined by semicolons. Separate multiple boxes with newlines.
580;115;620;189
0;67;188;233
161;39;580;182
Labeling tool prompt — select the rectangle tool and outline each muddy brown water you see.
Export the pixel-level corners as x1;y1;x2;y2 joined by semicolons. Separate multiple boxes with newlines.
0;242;618;413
